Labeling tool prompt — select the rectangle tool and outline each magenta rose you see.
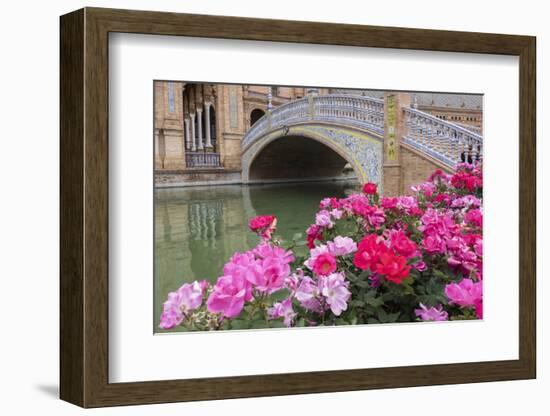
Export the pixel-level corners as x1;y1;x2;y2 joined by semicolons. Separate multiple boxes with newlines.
362;182;378;195
207;274;253;318
248;215;277;240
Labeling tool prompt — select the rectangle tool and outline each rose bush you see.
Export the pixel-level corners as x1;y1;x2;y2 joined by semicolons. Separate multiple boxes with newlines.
159;163;483;331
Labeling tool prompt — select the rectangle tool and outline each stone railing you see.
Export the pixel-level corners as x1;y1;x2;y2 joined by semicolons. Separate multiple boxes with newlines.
452;121;483;136
241;94;384;150
185;152;221;168
402;107;483;168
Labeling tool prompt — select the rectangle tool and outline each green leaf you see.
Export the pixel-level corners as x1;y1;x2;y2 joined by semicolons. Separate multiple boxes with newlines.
402;283;415;296
236;310;249;320
376;309;400;323
269;288;291;303
401;276;414;285
433;269;452;281
230;319;249;330
250;320;269;329
364;292;384;308
387;312;401;323
349;300;365;308
293;245;309;257
358;270;371;280
354;280;371;289
377;308;389;323
292;233;303;241
251;310;264;321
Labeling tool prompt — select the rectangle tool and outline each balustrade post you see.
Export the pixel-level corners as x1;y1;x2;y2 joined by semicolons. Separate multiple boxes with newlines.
426;120;434;149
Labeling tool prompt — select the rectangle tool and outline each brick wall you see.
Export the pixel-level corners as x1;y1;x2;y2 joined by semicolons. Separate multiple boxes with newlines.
399;144;452;194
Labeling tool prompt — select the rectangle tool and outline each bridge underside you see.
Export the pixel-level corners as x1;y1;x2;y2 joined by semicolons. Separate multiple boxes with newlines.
248;135;355;183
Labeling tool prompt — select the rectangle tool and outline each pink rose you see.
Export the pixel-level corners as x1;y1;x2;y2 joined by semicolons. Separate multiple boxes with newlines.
315;210;334;228
319;272;351;316
223;252;263;286
465;209;483;228
255;256;291;293
295;276;322;312
268;298;296;327
414;303;449;321
422;234;447;254
444;278;482;314
207;274;253;318
159;281;205;329
327;236;357;257
312;252;337;276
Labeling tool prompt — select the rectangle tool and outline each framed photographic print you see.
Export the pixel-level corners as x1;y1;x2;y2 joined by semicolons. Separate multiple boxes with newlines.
60;7;536;408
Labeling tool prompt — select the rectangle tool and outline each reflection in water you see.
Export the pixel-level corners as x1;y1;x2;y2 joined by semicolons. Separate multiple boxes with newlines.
188;200;223;244
154;181;358;332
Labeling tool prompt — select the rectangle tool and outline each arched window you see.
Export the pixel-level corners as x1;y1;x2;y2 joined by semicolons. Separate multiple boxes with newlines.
250;109;266;127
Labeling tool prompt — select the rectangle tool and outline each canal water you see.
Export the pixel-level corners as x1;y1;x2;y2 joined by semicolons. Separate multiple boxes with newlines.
154;180;358;332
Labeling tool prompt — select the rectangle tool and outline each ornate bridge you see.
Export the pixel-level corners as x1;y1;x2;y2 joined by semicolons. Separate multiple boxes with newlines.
241;93;482;190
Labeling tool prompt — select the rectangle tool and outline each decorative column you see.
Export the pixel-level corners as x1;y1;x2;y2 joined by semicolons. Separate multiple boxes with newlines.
184;117;191;150
190;112;197;151
181;83;189;154
383;92;411;196
197;108;204;150
204;103;213;148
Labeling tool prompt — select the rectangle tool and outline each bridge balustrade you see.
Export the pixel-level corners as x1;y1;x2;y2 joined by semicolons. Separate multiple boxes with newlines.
185;152;221;168
402;107;483;167
241;94;385;150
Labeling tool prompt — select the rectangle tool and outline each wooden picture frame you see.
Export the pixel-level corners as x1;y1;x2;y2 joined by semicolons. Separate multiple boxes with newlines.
60;7;536;408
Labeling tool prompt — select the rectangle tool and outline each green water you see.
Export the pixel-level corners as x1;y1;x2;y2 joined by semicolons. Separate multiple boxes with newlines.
154;180;358;332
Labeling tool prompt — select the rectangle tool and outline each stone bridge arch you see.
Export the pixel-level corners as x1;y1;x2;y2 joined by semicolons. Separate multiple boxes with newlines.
240;94;386;188
241;124;383;187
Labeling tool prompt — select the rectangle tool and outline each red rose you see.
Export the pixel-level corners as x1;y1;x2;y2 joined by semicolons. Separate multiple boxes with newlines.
353;234;387;271
374;251;411;284
362;182;378;195
451;171;481;191
248;215;277;240
389;230;418;258
306;224;323;249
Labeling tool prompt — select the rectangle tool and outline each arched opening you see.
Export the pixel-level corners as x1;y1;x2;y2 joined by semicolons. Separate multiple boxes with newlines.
250;109;265;127
248;135;358;183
